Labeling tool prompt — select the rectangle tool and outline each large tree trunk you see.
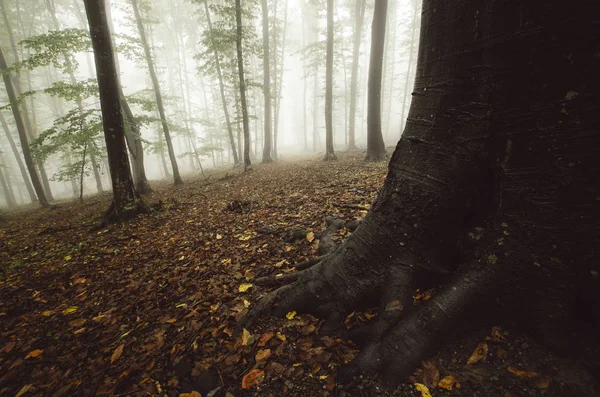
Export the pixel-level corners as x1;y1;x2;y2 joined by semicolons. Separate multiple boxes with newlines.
131;0;183;185
244;0;600;385
0;48;49;207
323;0;336;161
84;0;145;224
235;0;251;172
365;0;387;161
260;0;273;163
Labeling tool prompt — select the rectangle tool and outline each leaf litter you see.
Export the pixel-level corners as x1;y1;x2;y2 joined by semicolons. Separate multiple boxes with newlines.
0;153;596;396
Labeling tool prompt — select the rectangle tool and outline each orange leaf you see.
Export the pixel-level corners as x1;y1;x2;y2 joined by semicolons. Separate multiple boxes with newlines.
257;332;274;347
111;344;124;364
467;342;488;365
241;369;265;389
507;366;538;379
24;349;43;359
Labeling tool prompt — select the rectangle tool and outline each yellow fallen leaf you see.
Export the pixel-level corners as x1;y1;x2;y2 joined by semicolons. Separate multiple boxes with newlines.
276;332;286;341
286;311;297;320
319;375;328;380
239;283;253;293
179;392;202;397
111;344;124;364
64;255;72;261
306;232;315;243
166;318;177;324
241;369;265;389
414;383;432;397
255;349;271;362
62;306;78;315
41;311;54;317
274;260;286;268
467;342;488;364
15;384;33;397
507;366;538;379
216;234;223;240
25;349;43;359
241;328;254;346
438;376;460;390
69;318;87;327
243;300;251;307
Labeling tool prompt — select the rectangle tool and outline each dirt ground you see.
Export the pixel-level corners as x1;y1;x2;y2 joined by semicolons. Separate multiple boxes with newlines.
1;153;597;396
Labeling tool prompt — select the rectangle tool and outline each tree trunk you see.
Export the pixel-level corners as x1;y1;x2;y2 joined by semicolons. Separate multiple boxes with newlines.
0;48;49;207
131;0;183;185
0;112;36;203
384;0;397;140
244;0;600;385
260;0;273;163
203;0;239;166
323;0;337;161
399;0;419;137
84;0;145;224
235;0;252;172
0;153;17;209
273;0;288;160
301;2;308;151
365;0;387;161
105;0;152;194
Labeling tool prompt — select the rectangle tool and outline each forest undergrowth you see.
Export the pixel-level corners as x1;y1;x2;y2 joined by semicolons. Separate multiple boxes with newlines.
0;153;594;397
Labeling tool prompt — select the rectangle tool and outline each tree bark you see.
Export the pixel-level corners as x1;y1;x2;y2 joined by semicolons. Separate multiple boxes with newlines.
260;0;273;162
131;0;183;185
0;153;17;209
323;0;337;161
0;112;36;203
244;0;600;385
84;0;145;224
0;48;49;207
273;0;288;160
203;0;239;166
365;0;387;161
399;0;418;136
235;0;251;172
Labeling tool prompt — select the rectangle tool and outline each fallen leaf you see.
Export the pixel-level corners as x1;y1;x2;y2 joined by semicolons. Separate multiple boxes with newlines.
286;311;297;320
257;332;274;347
274;260;286;268
385;300;403;312
3;342;15;353
255;349;271;362
64;255;72;261
438;376;460;390
74;278;87;284
414;382;433;397
306;232;315;242
529;375;550;389
422;361;440;388
241;328;254;346
15;384;33;397
111;344;124;364
507;366;538;379
239;283;253;293
25;349;43;359
68;318;87;327
179;392;202;397
216;234;223;240
62;306;78;315
276;332;286;341
41;311;54;317
166;318;177;324
241;369;265;389
467;342;488;364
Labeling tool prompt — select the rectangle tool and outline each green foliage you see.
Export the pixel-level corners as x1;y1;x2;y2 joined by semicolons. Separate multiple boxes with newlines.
17;29;91;73
43;79;99;103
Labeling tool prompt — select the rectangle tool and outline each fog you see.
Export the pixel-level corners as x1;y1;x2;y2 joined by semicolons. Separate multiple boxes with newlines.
0;0;421;208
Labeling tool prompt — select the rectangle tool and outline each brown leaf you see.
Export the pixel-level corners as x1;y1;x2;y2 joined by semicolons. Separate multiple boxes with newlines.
467;342;488;364
257;332;274;347
384;300;403;312
15;384;33;397
3;341;15;353
422;361;440;388
241;369;265;389
507;366;538;379
179;392;202;397
111;344;124;364
438;376;460;391
24;349;43;359
255;349;271;362
69;318;87;327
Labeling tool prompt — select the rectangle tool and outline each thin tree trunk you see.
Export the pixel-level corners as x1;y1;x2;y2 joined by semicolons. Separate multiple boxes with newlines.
0;152;17;209
203;0;239;166
399;0;418;136
324;0;337;161
84;0;145;223
79;142;87;202
0;48;49;206
273;0;288;160
261;0;273;162
235;0;252;171
365;0;387;161
0;112;36;202
131;0;183;184
385;0;397;140
302;2;308;151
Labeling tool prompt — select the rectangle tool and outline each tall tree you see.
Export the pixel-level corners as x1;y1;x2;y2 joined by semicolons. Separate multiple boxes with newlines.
0;48;49;207
0;154;17;209
84;0;145;223
260;0;273;163
234;0;251;172
399;0;419;136
365;0;388;161
131;0;183;185
272;0;288;160
348;0;366;150
323;0;336;161
202;0;239;166
243;0;600;383
0;112;36;202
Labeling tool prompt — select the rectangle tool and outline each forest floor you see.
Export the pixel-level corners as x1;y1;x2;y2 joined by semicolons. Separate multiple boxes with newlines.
0;152;596;397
